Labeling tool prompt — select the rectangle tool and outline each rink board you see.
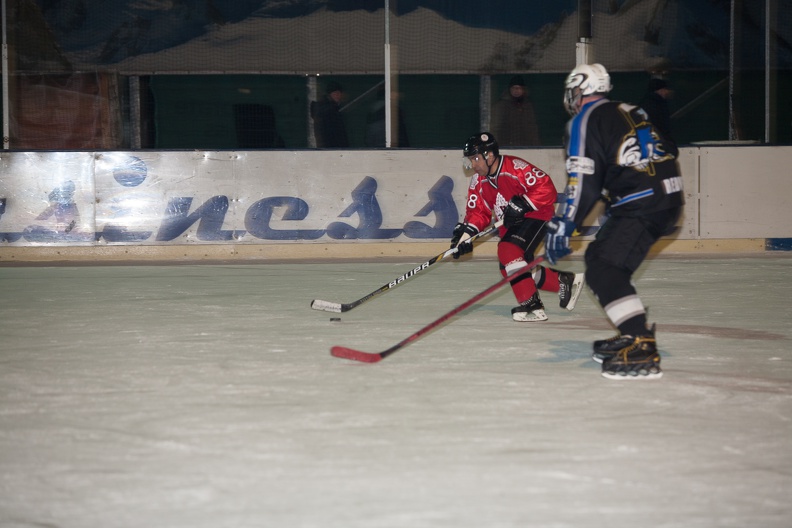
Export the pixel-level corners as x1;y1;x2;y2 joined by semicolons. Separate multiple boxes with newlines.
0;146;790;262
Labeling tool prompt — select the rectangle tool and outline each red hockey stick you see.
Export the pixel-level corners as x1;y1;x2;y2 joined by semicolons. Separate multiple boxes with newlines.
331;256;545;363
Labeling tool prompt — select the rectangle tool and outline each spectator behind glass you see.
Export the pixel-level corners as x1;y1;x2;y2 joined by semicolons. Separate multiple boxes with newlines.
639;77;677;157
493;75;540;147
365;85;410;148
311;81;349;148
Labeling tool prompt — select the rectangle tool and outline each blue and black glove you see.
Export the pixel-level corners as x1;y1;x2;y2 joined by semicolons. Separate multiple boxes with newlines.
544;217;576;264
450;222;478;259
503;195;533;229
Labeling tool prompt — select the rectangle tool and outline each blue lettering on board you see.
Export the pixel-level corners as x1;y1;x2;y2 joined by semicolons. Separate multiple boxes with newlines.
0;173;601;244
156;196;237;241
101;225;153;242
0;197;21;242
326;176;402;239
245;197;324;240
403;175;459;238
22;181;94;243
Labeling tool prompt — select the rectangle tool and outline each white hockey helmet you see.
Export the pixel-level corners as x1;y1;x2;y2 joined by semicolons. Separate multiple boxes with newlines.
563;63;613;116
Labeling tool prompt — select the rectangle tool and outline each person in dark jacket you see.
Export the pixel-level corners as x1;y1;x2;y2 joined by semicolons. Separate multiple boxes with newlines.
311;81;349;148
639;77;676;156
492;75;540;146
364;85;410;148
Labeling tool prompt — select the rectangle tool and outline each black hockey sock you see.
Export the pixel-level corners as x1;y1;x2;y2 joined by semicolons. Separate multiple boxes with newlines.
618;314;650;338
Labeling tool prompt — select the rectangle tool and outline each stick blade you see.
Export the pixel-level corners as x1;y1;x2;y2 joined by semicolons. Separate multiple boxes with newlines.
331;346;384;363
311;299;342;313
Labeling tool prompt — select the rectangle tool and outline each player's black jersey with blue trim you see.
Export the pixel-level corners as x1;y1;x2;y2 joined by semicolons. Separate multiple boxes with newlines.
560;98;684;225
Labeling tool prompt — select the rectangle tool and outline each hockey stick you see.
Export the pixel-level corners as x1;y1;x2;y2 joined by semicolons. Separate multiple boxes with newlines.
311;221;503;313
331;255;545;363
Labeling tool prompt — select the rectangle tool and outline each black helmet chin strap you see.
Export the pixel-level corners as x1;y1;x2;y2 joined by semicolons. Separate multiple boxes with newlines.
485;152;498;177
482;152;501;184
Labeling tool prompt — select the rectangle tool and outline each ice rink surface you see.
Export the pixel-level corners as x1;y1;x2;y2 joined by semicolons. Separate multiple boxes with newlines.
1;255;791;528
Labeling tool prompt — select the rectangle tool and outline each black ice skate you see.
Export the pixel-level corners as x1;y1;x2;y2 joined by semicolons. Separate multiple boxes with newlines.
511;293;547;322
601;336;662;380
558;271;584;311
592;323;656;364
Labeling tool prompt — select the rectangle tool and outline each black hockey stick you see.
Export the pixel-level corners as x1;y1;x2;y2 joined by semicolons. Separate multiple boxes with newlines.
331;255;545;363
311;221;503;313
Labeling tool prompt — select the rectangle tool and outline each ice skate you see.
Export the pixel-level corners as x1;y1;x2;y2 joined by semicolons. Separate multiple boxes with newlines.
592;323;655;364
558;271;584;310
601;335;662;380
511;293;548;322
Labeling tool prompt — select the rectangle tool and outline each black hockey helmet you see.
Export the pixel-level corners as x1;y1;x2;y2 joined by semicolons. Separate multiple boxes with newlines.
463;132;499;158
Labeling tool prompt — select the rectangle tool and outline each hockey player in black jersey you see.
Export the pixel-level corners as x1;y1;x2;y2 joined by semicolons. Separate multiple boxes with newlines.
545;63;684;380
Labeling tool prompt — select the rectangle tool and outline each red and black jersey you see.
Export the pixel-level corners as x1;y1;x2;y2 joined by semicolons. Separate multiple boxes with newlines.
462;154;557;235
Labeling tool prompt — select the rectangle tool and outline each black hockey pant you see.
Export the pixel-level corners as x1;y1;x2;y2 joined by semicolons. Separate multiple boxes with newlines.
584;207;682;334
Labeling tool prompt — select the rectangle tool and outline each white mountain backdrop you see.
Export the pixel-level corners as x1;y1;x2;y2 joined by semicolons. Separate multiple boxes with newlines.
28;0;792;73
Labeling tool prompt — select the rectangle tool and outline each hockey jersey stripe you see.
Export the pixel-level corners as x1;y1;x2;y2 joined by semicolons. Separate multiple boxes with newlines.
564;99;607;221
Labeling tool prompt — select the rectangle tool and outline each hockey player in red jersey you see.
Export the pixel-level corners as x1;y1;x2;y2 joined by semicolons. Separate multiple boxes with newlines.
545;63;684;380
451;132;584;322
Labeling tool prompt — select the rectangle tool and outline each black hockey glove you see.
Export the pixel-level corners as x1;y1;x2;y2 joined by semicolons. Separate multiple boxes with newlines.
450;222;478;260
503;195;533;229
